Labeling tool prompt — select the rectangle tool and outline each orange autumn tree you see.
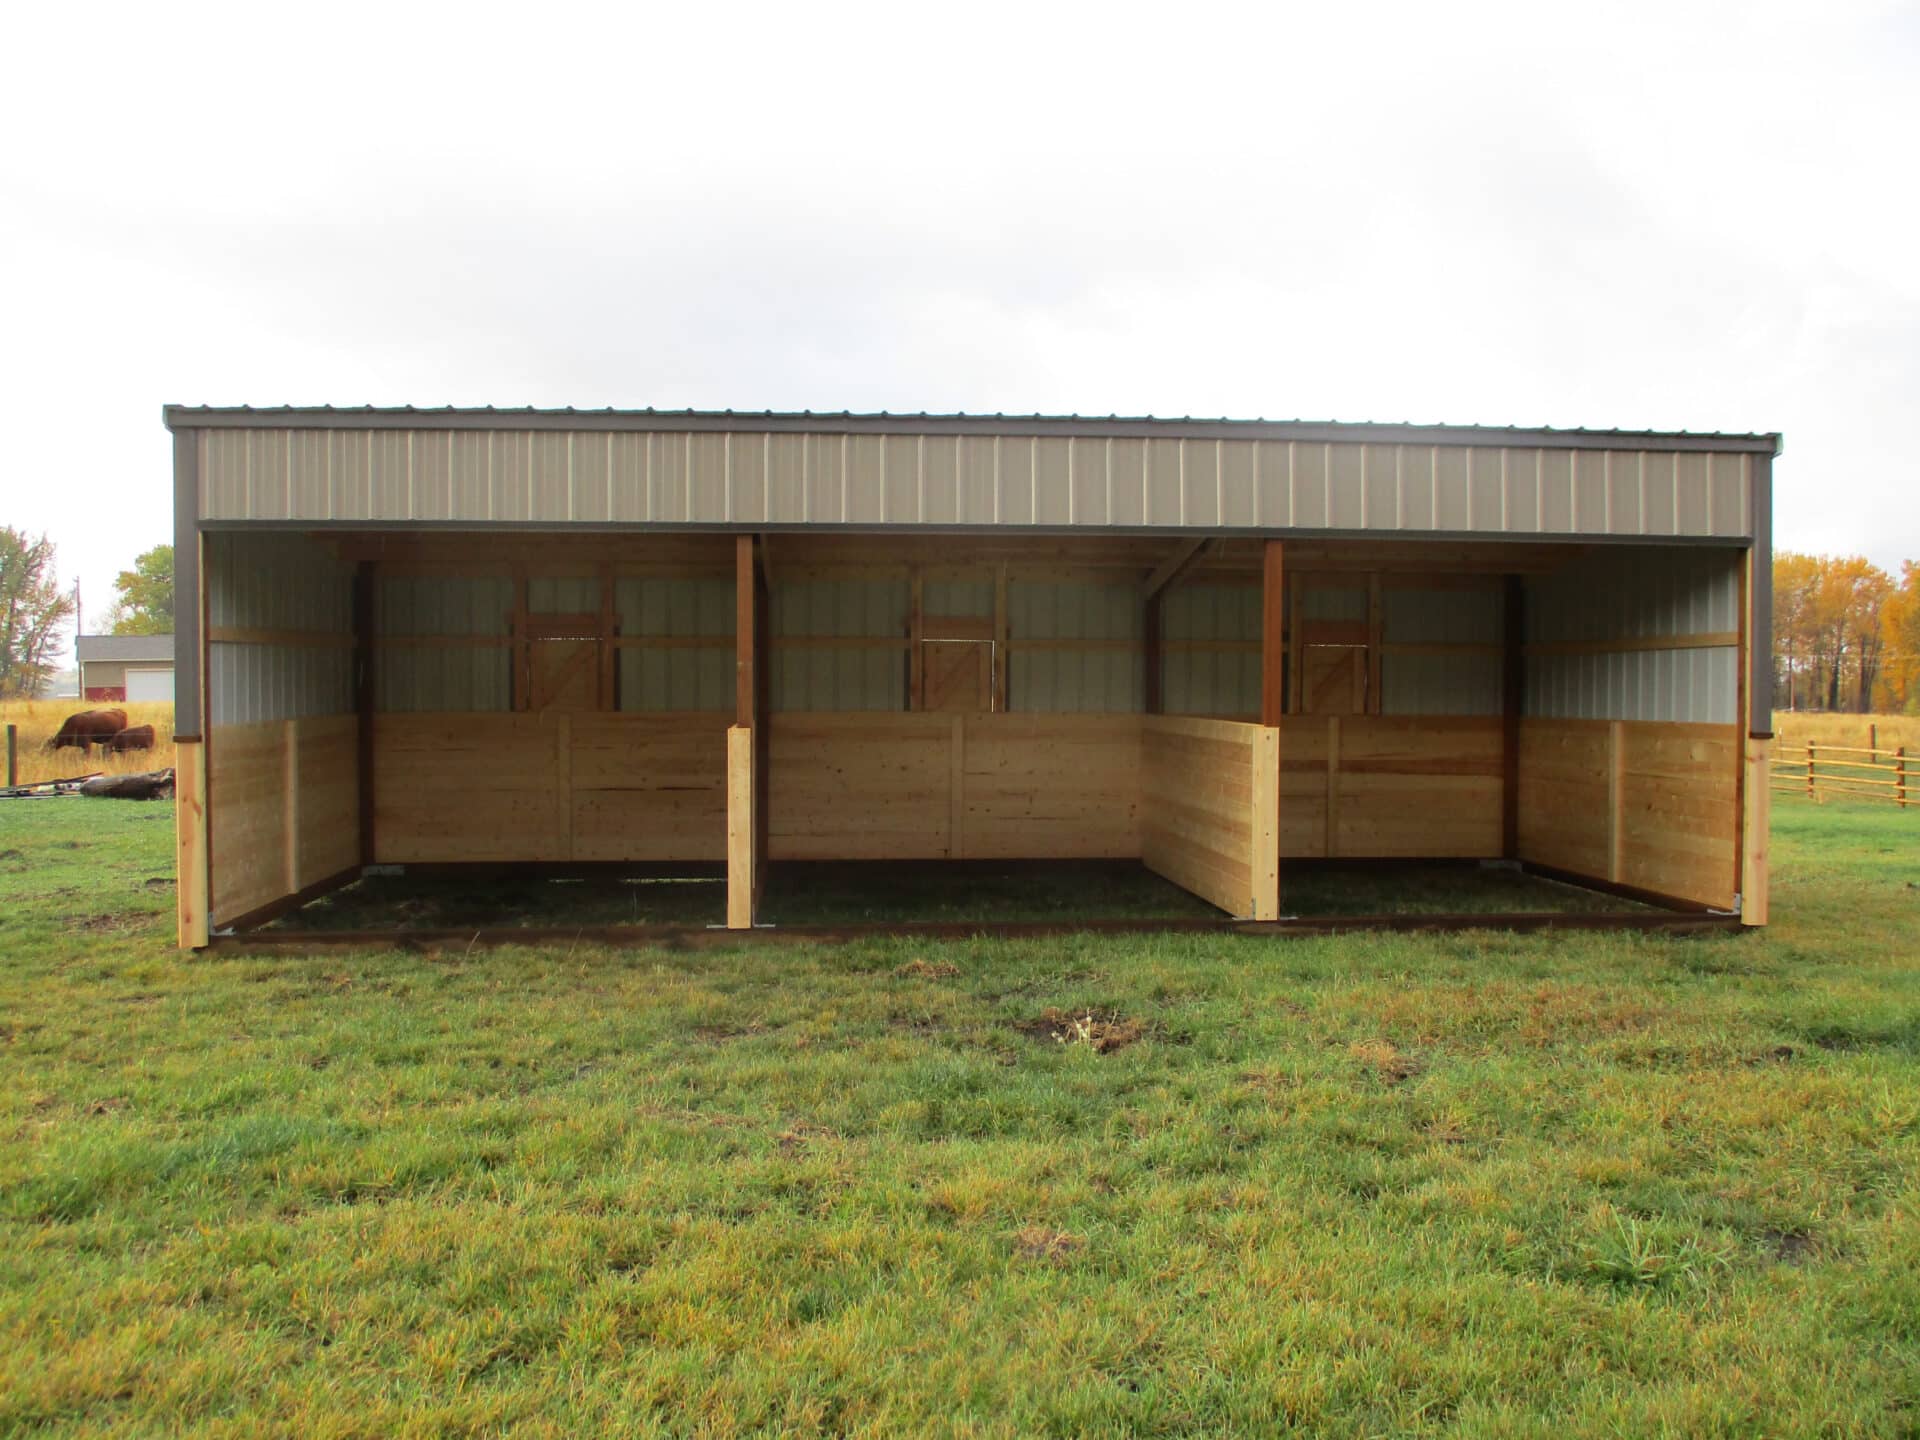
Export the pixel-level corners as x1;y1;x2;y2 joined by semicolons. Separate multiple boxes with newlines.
1772;552;1897;713
1877;562;1920;714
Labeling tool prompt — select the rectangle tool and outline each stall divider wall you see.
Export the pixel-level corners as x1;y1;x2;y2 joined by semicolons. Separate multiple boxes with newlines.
1141;717;1281;919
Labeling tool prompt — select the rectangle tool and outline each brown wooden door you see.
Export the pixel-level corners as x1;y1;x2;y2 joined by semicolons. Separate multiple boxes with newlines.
521;610;608;712
923;640;992;712
529;638;601;711
1300;646;1368;715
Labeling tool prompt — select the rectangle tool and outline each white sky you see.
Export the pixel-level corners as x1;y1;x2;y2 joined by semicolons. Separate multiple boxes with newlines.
4;0;1915;657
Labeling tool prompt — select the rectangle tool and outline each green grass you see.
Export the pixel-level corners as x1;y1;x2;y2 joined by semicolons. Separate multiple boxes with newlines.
1;793;1917;1436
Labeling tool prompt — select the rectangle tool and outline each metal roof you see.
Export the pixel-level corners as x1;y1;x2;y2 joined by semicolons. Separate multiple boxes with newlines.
163;404;1783;455
76;633;174;663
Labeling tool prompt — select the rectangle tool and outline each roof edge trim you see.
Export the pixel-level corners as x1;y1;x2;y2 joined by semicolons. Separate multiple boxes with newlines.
162;404;1783;454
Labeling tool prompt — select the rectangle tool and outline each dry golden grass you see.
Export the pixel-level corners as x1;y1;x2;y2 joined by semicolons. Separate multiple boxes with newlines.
1774;712;1920;754
0;699;176;785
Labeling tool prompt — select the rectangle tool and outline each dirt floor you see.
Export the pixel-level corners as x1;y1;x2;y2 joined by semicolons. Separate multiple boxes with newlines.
263;858;1645;933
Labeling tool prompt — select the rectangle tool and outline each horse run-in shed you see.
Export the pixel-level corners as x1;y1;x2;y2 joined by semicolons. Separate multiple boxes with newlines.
164;406;1777;947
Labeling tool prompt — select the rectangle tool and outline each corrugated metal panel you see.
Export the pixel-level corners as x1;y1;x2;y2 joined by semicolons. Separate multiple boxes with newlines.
527;576;600;613
204;532;353;725
1161;583;1259;717
616;578;735;711
375;576;512;713
194;425;1758;540
1009;580;1141;712
923;579;993;617
771;578;905;711
1524;547;1741;723
1380;586;1503;716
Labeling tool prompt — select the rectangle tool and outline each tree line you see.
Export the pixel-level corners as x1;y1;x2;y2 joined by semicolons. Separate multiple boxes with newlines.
1773;552;1920;715
0;529;173;698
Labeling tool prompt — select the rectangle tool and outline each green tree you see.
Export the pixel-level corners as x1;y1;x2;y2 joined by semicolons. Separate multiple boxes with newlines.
107;544;174;636
0;527;75;698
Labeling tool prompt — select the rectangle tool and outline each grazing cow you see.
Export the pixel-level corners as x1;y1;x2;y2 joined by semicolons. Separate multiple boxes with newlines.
105;725;156;753
45;708;129;752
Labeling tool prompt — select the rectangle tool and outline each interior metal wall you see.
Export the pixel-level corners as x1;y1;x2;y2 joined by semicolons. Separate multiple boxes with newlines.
616;578;734;712
1525;547;1742;723
1381;586;1504;716
205;533;353;725
1009;580;1142;712
1161;583;1260;717
377;575;512;712
771;578;905;711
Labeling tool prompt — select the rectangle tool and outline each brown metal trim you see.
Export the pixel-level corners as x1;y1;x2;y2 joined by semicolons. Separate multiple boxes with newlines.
1519;861;1724;916
212;908;1740;952
172;430;202;735
163;404;1783;455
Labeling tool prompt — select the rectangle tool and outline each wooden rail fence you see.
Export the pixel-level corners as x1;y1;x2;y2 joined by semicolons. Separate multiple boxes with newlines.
1770;738;1910;807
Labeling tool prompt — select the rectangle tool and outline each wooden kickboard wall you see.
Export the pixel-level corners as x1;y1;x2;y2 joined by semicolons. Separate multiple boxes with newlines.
1280;716;1503;859
374;712;730;864
209;715;359;926
1517;717;1739;909
768;713;1143;861
1141;716;1279;917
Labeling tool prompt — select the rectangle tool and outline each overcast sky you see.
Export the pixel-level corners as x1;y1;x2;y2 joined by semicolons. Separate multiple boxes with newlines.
4;0;1915;653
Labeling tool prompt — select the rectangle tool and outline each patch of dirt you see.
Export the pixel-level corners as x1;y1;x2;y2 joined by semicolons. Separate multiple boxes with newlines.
143;876;174;890
86;1097;128;1117
777;1122;838;1154
68;913;150;935
694;1022;768;1044
894;959;961;979
1748;1045;1797;1065
1349;1038;1422;1085
0;848;23;862
1012;1226;1083;1261
1015;1008;1145;1054
1762;1227;1816;1264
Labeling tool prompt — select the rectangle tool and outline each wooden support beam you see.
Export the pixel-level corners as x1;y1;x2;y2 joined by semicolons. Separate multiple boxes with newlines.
726;725;754;929
1287;569;1304;716
1366;573;1383;715
1741;737;1770;926
1261;540;1285;726
175;737;209;949
1250;724;1280;920
598;563;617;709
909;570;925;710
1501;575;1523;859
1144;537;1210;599
352;562;376;866
735;536;755;729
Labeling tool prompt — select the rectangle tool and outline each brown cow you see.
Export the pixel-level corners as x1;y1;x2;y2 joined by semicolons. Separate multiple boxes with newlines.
105;725;156;753
45;708;128;752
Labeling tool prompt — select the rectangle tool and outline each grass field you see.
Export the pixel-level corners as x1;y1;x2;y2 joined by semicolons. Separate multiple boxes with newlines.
0;700;176;786
1;794;1917;1435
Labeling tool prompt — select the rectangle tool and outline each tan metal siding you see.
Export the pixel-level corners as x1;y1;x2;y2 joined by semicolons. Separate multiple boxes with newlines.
1009;580;1142;712
771;578;904;711
197;425;1757;539
1161;583;1260;717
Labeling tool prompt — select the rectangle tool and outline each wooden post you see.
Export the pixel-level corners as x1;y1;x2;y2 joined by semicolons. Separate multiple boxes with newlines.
729;536;762;928
909;570;925;710
1870;722;1879;753
992;563;1009;713
4;723;14;788
1898;747;1908;809
1261;541;1285;726
1806;741;1816;801
1501;575;1523;859
175;737;210;949
726;726;754;929
352;562;376;865
1741;736;1771;926
1249;723;1280;919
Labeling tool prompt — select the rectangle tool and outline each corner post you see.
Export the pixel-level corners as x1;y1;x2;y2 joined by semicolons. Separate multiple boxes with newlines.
1260;539;1285;906
171;426;210;948
352;562;375;866
728;536;761;929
